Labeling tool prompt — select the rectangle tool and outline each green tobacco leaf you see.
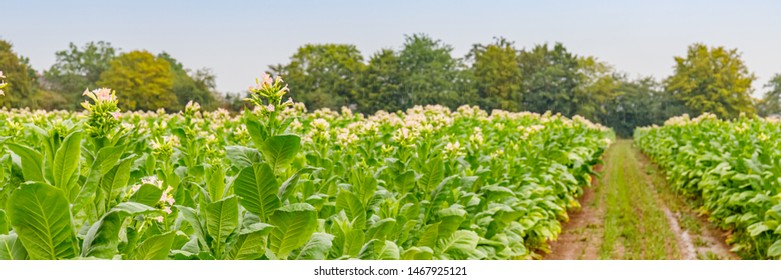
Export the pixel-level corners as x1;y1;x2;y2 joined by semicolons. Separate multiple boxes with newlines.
234;163;280;220
437;230;480;259
268;203;317;259
366;218;396;241
401;246;434;260
336;190;366;229
205;196;239;255
53;130;82;198
132;231;176;260
0;210;7;234
129;184;164;207
295;232;334;260
245;118;267;150
225;222;274;260
176;206;208;249
419;157;444;192
417;223;440;248
98;157;134;211
7;182;77;260
82;202;159;258
6;143;45;182
260;134;301;172
769;239;781;257
0;233;28;260
225;145;263;170
206;165;226;201
278;167;320;202
73;145;126;216
358;239;400;260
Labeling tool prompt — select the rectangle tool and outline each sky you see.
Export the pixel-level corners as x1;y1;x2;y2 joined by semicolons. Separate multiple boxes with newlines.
2;0;780;96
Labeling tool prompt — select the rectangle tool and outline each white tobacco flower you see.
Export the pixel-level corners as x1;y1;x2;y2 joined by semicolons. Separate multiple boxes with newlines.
290;118;303;130
444;141;462;154
312;118;329;130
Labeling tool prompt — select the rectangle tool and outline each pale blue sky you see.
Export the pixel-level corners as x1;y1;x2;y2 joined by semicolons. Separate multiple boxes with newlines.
2;0;780;95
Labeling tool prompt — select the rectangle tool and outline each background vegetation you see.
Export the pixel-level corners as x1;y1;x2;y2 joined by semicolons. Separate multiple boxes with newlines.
1;35;779;137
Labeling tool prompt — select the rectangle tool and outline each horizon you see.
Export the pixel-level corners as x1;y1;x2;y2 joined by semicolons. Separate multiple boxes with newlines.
2;0;780;96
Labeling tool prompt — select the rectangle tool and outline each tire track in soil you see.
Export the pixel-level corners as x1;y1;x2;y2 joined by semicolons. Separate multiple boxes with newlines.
545;140;737;260
544;160;608;259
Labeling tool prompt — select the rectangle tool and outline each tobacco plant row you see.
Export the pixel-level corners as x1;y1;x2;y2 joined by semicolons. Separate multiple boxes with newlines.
635;113;781;259
0;75;610;260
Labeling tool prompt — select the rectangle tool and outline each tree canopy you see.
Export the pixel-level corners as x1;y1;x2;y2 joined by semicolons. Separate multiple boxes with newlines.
665;43;756;119
97;50;177;111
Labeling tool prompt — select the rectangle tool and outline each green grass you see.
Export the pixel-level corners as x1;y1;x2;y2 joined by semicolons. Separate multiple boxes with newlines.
598;140;679;259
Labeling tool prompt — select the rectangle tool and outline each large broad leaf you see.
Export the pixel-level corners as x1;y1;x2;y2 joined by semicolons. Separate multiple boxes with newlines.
176;206;208;249
132;231;176;260
233;163;280;220
129;184;164;207
401;246;434;260
437;230;480;259
417;222;440;248
358;239;400;260
53;130;82;198
73;145;126;215
6;143;45;182
268;203;317;259
278;167;320;202
81;202;159;258
225;145;263;170
436;208;466;240
97;157;134;212
226;223;274;260
419;157;444;192
769;239;781;257
295;232;334;260
0;233;28;260
260;135;301;172
329;213;364;258
245;118;267;150
7;182;77;260
336;190;366;229
206;165;226;201
205;196;239;255
366;218;396;241
0;210;7;234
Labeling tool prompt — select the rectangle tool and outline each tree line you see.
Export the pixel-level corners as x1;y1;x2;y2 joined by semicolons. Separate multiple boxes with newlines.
1;34;780;136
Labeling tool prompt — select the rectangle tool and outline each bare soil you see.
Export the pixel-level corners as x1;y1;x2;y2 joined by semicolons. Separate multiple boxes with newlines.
544;140;738;260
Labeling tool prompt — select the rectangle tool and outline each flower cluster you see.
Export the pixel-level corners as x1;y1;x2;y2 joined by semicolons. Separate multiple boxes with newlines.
81;88;121;138
246;73;290;109
183;100;201;117
151;135;180;159
444;141;464;158
131;176;175;222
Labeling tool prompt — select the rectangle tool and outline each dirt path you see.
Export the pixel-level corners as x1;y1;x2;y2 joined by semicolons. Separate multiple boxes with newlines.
545;140;737;260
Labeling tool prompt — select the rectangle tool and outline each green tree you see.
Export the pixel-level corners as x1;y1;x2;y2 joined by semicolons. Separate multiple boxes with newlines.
158;52;218;110
98;50;177;111
355;49;404;113
577;56;620;121
664;43;756;118
466;37;522;111
270;44;364;110
601;77;687;137
518;43;581;116
44;41;117;108
757;74;781;117
397;34;461;108
0;40;35;108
